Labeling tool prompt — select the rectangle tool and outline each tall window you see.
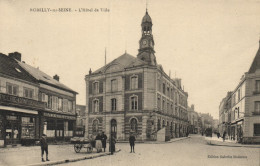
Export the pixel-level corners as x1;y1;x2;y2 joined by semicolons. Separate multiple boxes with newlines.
93;99;99;112
52;96;58;111
111;79;118;92
92;120;99;134
111;98;117;111
167;87;170;97
58;98;63;111
130;118;138;133
130;96;138;110
131;76;138;90
162;100;165;110
163;83;166;94
6;83;18;96
256;80;260;92
68;100;72;112
255;101;260;113
157;96;161;110
63;99;68;112
23;87;34;99
254;124;260;136
93;82;99;94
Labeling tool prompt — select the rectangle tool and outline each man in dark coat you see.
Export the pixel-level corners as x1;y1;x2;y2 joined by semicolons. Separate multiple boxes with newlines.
223;131;227;142
101;132;107;152
40;134;49;162
109;136;116;155
129;132;136;153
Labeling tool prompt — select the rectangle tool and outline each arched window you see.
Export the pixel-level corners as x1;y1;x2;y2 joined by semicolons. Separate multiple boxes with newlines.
130;96;138;110
130;118;138;133
92;119;99;134
93;99;99;112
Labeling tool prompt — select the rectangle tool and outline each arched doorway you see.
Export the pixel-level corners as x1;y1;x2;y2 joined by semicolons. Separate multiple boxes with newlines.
111;119;117;139
130;118;138;133
157;119;161;131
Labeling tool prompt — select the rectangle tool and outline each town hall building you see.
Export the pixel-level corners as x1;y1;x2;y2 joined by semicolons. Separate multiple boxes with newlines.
85;10;189;141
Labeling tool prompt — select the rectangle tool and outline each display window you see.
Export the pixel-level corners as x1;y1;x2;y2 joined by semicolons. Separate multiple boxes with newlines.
21;117;35;139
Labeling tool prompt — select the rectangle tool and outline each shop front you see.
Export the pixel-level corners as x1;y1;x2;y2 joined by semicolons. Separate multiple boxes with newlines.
41;112;76;142
0;93;44;147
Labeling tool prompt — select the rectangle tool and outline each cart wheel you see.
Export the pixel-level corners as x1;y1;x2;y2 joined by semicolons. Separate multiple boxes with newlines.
87;147;93;153
74;144;82;153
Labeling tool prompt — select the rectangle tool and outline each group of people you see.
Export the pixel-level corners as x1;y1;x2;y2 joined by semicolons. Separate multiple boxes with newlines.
217;131;227;142
39;131;137;162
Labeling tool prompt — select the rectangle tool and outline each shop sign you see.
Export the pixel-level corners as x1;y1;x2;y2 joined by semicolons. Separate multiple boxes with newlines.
44;112;76;120
0;93;45;109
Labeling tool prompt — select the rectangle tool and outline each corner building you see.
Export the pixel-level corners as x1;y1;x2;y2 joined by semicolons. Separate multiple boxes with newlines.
85;11;188;141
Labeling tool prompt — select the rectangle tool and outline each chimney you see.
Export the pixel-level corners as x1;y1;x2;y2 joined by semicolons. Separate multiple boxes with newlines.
9;52;21;61
89;68;92;75
53;74;59;81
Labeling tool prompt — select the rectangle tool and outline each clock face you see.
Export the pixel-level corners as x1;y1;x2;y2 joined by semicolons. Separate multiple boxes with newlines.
142;40;147;45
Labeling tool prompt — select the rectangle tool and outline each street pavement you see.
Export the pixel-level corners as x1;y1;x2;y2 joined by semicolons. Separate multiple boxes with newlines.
0;135;259;166
62;135;260;166
0;144;108;166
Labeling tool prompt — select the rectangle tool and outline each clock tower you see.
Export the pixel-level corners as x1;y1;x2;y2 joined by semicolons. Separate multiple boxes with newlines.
137;10;157;65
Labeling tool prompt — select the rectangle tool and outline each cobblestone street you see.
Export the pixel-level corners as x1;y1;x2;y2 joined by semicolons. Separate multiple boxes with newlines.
63;135;260;166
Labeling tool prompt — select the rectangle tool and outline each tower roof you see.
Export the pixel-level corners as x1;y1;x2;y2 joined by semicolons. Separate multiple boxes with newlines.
142;11;152;24
248;40;260;73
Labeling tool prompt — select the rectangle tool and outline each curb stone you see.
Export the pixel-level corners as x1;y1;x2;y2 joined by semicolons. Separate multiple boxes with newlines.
20;149;121;166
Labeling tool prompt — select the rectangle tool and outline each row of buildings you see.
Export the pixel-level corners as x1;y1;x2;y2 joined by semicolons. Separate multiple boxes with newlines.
0;52;78;147
187;105;218;134
84;10;189;141
219;40;260;144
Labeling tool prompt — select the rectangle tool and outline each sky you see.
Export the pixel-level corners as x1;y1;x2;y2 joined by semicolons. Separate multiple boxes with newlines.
1;0;260;119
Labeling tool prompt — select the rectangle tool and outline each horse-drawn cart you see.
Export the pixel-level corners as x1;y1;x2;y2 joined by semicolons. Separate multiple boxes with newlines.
70;137;102;153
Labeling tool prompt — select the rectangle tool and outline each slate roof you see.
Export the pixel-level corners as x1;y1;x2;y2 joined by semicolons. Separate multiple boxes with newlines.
92;53;147;74
248;42;260;73
17;59;77;94
0;53;38;84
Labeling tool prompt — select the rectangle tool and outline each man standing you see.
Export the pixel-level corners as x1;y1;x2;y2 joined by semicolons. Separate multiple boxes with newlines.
101;132;107;152
109;136;116;155
129;132;136;153
223;131;227;142
40;134;49;162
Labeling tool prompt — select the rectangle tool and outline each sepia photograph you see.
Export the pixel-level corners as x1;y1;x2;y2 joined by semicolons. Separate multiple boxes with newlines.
0;0;260;165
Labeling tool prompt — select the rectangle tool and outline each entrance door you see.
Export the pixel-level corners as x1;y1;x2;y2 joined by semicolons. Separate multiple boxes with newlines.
56;120;64;140
5;116;20;145
111;119;117;139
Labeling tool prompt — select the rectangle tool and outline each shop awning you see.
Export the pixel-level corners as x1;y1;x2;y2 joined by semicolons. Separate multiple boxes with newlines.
0;105;38;115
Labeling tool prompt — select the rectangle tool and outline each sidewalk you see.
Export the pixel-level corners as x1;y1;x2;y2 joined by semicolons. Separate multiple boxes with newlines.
205;136;260;148
117;136;190;144
0;144;120;166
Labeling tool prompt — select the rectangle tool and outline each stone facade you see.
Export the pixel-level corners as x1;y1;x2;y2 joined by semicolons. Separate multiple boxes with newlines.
85;10;189;141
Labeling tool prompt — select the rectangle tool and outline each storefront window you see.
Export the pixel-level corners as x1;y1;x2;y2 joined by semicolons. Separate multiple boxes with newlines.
46;119;55;137
21;117;35;139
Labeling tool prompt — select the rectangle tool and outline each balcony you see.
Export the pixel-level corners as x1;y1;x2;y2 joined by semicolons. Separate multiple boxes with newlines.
0;93;45;110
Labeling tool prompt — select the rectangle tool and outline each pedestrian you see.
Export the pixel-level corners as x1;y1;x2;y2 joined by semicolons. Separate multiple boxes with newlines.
40;134;49;162
95;133;102;153
129;132;136;153
109;136;116;155
223;131;226;142
217;132;220;138
101;131;107;152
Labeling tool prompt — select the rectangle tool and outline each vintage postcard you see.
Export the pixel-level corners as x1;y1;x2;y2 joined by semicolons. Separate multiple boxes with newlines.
0;0;260;166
